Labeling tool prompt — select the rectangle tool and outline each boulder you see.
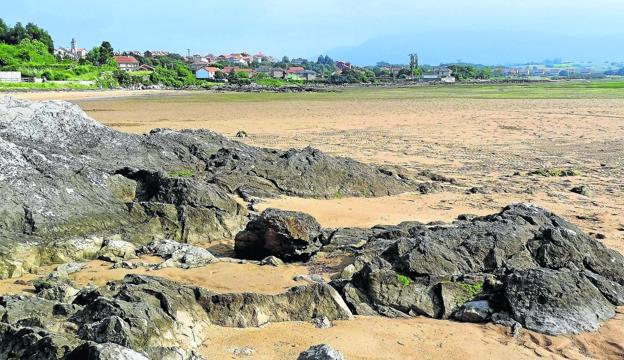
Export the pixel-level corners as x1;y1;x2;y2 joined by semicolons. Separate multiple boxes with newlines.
297;344;345;360
33;276;79;303
453;300;493;323
259;255;284;266
311;316;332;329
141;239;218;269
97;239;138;262
340;204;624;335
235;208;323;261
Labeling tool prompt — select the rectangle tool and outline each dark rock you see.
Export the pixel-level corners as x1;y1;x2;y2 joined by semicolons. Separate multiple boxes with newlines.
311;316;332;329
77;315;133;347
297;344;345;360
0;97;413;277
33;276;79;302
341;204;624;335
583;271;624;305
0;323;78;360
570;185;592;196
65;342;150;360
73;286;104;306
505;268;616;335
453;300;493;322
235;208;323;261
321;228;373;251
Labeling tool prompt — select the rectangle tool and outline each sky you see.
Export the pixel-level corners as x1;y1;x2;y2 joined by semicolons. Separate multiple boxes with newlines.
3;0;624;65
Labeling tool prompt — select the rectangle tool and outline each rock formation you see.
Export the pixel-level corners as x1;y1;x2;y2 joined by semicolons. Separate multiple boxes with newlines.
0;97;418;278
329;204;624;335
0;274;352;359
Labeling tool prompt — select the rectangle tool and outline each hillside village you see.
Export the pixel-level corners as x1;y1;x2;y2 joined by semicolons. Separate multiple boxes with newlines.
1;18;623;89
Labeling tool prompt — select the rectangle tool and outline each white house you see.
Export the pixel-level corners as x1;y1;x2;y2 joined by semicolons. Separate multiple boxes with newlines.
0;72;21;83
422;67;455;83
195;66;220;80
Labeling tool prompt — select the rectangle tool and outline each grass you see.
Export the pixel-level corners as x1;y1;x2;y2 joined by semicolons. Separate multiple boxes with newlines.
460;282;484;297
396;273;413;287
120;79;624;104
168;169;195;178
0;82;97;90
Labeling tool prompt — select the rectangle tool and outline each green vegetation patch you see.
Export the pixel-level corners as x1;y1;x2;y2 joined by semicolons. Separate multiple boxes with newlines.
460;282;484;297
168;169;195;178
396;273;413;287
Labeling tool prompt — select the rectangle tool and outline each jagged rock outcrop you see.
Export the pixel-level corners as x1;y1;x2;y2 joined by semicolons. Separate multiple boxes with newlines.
0;97;419;278
235;208;323;261
332;204;624;335
0;274;352;359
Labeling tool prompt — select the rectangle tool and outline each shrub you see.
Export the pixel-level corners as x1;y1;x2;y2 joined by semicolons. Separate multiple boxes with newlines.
396;273;413;287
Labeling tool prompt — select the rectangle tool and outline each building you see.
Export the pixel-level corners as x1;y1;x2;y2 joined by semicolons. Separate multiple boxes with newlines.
138;64;155;71
286;66;305;74
252;52;272;64
295;70;317;81
54;38;87;60
144;50;170;57
195;66;220;80
268;68;285;79
336;61;352;71
422;67;455;83
114;56;140;71
224;53;250;66
0;71;21;83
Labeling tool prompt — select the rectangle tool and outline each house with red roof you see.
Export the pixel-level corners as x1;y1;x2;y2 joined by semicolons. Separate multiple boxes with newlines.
114;56;140;71
286;66;305;74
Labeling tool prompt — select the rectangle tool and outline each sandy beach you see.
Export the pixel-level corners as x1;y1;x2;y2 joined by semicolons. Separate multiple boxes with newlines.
4;88;623;359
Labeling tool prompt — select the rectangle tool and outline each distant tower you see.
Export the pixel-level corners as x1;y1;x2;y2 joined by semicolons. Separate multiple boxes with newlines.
71;38;77;52
409;53;419;71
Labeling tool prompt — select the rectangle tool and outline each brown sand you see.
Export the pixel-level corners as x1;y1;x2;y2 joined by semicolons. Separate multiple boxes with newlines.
68;259;310;295
3;90;623;359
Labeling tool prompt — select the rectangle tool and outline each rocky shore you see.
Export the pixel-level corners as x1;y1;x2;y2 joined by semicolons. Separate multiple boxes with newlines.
0;96;623;359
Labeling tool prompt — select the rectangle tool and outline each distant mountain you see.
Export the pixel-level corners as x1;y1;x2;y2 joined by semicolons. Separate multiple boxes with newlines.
326;30;624;66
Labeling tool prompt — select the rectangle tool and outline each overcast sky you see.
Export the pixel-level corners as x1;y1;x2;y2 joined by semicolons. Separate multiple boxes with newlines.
3;0;623;62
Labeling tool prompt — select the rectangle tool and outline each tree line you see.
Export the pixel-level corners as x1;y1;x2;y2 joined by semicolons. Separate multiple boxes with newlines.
0;19;54;54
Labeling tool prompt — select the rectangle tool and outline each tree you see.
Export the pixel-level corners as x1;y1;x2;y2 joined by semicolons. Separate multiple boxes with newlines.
0;19;8;42
6;22;26;45
25;23;53;53
397;68;412;78
281;55;290;63
98;41;114;66
86;47;100;65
